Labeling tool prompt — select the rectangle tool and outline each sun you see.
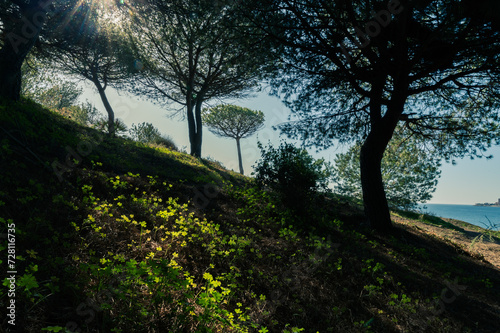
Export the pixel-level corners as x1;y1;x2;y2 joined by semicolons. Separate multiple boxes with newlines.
86;0;130;25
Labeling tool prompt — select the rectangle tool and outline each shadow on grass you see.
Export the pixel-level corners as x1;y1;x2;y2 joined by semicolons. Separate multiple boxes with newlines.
2;99;500;332
394;208;500;245
358;221;500;332
395;209;466;232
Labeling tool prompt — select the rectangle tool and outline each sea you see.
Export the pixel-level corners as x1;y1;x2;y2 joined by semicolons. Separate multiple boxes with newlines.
417;204;500;230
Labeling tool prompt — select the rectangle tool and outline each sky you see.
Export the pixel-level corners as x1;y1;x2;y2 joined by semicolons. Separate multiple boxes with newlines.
80;83;500;206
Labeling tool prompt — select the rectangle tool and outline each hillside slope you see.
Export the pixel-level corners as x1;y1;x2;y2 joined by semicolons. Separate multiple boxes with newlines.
1;99;499;332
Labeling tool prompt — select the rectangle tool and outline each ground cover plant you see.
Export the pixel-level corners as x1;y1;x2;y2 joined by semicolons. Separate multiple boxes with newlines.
1;99;500;332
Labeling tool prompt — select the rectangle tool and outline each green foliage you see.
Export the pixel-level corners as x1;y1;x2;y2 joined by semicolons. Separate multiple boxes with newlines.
41;326;68;332
129;122;177;150
57;102;101;126
128;0;271;104
253;142;332;221
48;3;135;83
66;175;272;332
94;117;128;137
129;122;161;143
21;56;102;127
203;104;264;173
265;0;500;158
333;133;441;209
16;273;39;293
469;216;500;250
43;2;136;136
203;104;265;140
2;99;500;333
126;0;276;156
23;80;82;111
258;0;500;230
0;0;85;100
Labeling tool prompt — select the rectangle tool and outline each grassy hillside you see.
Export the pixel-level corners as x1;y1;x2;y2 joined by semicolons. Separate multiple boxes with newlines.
1;99;499;332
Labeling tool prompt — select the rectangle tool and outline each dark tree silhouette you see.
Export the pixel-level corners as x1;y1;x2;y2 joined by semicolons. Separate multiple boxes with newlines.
0;0;79;100
203;104;264;174
126;0;276;157
44;2;135;136
333;127;441;210
251;0;500;231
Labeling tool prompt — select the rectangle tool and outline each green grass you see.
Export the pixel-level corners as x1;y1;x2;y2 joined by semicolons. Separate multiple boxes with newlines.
1;99;500;332
393;208;500;244
392;209;466;232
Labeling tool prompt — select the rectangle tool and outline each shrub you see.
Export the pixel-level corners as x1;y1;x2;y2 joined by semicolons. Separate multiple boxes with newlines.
94;117;128;137
56;102;100;126
129;122;177;150
129;122;161;143
253;142;332;221
151;135;178;151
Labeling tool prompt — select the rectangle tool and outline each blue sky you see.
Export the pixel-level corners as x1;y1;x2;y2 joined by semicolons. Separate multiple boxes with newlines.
80;83;500;206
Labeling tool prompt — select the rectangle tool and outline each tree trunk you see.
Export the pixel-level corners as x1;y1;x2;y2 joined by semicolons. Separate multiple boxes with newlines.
0;60;23;101
360;90;406;231
93;79;115;137
0;4;46;101
187;97;203;158
194;98;203;157
236;137;244;174
187;102;197;156
360;130;393;231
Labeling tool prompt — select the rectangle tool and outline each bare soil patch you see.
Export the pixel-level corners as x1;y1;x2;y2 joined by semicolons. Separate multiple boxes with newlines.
392;213;500;269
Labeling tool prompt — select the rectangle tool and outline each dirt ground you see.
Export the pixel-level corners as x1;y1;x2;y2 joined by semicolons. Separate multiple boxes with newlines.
392;214;500;270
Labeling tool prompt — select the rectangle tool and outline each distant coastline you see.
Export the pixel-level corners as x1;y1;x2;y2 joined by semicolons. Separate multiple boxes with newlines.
474;198;500;207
